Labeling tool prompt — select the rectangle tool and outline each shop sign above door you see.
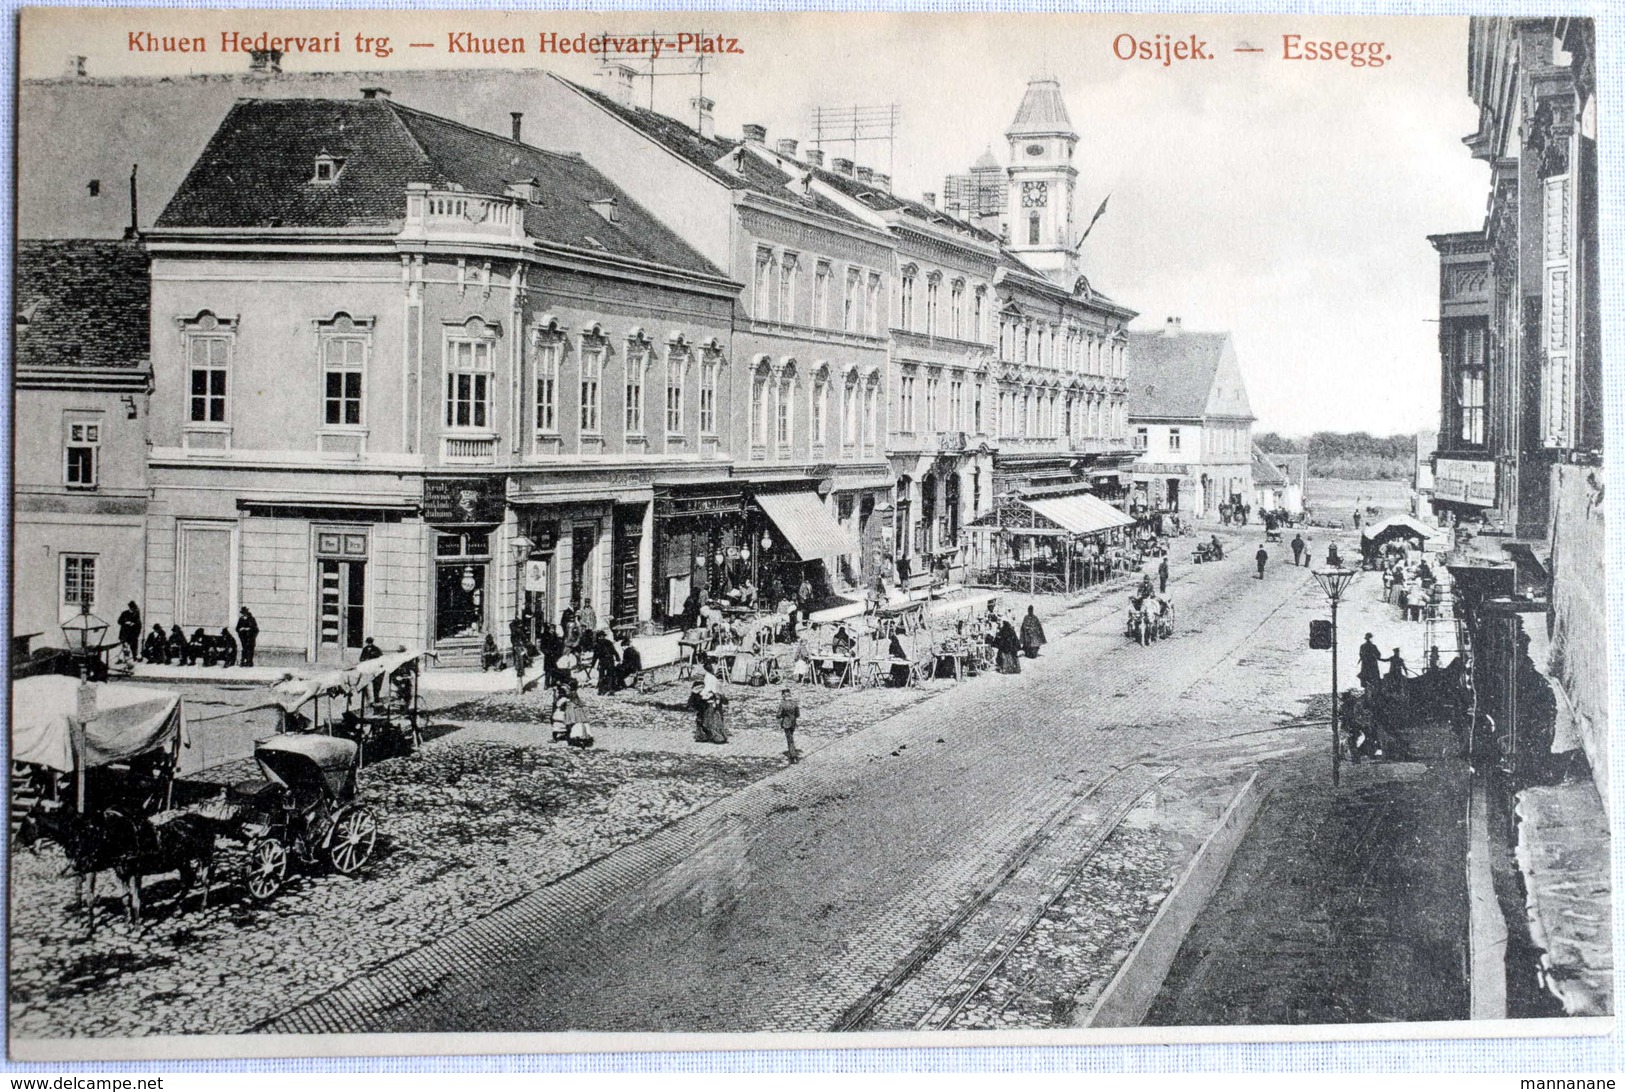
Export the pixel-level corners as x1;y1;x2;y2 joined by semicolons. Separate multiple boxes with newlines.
424;477;506;525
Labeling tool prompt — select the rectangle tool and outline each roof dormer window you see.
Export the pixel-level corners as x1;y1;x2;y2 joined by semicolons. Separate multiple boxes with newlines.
587;197;619;224
311;153;345;184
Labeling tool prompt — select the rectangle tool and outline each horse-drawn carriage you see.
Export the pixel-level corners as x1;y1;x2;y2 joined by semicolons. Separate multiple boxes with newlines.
226;734;377;901
263;649;424;760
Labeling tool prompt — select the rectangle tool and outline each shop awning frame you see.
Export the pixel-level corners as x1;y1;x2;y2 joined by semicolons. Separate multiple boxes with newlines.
754;490;856;560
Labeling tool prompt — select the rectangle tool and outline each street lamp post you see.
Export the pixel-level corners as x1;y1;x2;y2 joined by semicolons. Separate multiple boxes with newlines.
59;602;108;813
1312;565;1357;787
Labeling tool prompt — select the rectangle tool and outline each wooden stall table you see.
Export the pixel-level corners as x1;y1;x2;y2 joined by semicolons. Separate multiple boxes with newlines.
808;651;855;688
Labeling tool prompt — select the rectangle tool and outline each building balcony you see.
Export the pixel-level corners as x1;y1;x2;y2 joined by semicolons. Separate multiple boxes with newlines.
441;432;498;464
403;185;526;245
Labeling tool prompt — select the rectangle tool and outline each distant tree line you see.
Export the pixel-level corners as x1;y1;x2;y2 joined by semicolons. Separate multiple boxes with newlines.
1254;431;1415;481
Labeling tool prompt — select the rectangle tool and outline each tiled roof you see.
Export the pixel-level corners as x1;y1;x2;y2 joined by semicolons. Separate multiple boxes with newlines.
157;98;720;276
1127;329;1228;418
807;164;1000;246
16;240;149;371
1252;448;1290;487
556;79;863;224
1007;77;1075;136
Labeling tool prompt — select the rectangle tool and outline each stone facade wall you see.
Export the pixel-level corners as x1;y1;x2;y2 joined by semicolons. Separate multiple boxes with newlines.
1546;461;1609;807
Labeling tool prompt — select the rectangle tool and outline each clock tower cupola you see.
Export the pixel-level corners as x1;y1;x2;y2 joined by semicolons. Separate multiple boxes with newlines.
1004;76;1079;284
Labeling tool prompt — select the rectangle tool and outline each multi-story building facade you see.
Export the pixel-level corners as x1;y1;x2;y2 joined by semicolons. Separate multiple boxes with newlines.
1126;319;1255;517
145;94;740;664
531;74;894;607
1429;17;1606;1017
13;240;152;646
943;78;1140;520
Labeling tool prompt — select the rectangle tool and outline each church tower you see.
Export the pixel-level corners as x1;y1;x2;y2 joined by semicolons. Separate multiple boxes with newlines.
1004;76;1079;284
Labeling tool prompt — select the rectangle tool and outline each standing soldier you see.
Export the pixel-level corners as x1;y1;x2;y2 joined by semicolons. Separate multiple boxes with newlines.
1158;556;1170;595
1255;545;1268;579
235;606;260;667
778;686;802;764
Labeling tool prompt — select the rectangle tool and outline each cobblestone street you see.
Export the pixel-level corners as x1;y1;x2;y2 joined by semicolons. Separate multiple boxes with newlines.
11;528;1444;1042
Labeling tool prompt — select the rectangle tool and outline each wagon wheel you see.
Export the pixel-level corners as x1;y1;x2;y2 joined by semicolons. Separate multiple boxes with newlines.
246;838;288;900
327;807;378;875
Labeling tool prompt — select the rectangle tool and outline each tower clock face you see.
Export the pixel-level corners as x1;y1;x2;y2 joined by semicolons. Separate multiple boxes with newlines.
1025;144;1045;157
1021;181;1048;208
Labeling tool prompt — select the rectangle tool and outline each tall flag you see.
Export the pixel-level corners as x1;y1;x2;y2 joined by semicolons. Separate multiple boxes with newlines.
1073;193;1111;250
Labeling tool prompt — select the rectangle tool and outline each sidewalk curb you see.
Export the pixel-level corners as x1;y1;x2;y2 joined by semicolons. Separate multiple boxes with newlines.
1079;769;1270;1028
1467;777;1509;1019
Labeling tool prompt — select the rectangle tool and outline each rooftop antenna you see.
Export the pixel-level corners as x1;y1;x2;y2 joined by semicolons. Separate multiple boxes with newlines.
595;33;713;114
807;103;901;179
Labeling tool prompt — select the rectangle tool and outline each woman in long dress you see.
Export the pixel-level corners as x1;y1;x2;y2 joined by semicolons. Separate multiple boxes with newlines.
1020;606;1047;659
691;669;729;743
995;619;1022;674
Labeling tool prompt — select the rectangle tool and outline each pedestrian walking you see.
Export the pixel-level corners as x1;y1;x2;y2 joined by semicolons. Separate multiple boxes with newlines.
117;601;142;661
994;618;1022;674
1255;546;1268;579
592;630;620;694
235;606;259;667
1158;556;1169;594
778;686;802;764
1020;605;1047;658
1290;534;1305;567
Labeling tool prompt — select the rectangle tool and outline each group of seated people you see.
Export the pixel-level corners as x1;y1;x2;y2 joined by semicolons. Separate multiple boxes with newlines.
140;623;239;667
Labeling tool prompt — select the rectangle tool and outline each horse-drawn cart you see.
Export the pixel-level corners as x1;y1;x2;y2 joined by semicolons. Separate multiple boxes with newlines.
225;734;378;901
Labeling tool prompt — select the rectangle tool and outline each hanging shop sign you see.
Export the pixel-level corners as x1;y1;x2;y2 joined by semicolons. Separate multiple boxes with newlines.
523;559;550;592
1434;458;1497;507
423;477;506;525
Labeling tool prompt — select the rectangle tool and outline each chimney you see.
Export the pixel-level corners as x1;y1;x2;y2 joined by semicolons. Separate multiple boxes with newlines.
775;138;799;159
248;49;282;73
511;112;523;142
742;123;767;145
360;86;391;100
923;192;937;208
832;156;854;176
65;55;87;77
599;62;636;107
124;163;138;240
855;165;874;184
1163;316;1182;338
805;148;825;168
873;172;891;192
690;96;716;140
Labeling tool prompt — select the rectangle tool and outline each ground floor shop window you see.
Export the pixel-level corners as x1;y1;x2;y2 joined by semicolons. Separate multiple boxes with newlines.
435;530;489;642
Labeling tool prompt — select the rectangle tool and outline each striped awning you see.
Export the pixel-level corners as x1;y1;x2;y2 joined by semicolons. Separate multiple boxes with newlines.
1023;493;1136;537
754;491;855;560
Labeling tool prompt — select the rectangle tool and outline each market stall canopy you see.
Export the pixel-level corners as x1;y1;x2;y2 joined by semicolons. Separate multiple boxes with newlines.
265;648;424;711
1362;515;1445;545
755;491;855;559
1023;493;1136;537
12;675;185;772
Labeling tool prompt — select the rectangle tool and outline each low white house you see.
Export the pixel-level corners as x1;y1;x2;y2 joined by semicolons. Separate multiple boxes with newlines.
1127;318;1255;518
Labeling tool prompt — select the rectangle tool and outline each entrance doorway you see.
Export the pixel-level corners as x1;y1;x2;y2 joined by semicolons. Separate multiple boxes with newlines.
1167;478;1181;511
315;527;368;662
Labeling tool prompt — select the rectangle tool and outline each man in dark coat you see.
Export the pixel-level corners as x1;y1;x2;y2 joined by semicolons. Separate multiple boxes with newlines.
358;636;384;700
1291;534;1306;567
592;630;620;694
142;624;168;665
167;624;191;666
191;628;213;665
1157;557;1169;594
235;606;259;667
216;627;238;667
117;602;142;661
1019;606;1047;658
617;635;643;691
1255;546;1268;579
539;621;566;687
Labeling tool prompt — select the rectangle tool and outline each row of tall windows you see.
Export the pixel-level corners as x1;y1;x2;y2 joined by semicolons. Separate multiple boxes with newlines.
897;269;990;340
757;248;886;335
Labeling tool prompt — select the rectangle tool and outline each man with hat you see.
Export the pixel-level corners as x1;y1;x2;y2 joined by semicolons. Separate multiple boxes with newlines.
777;685;802;764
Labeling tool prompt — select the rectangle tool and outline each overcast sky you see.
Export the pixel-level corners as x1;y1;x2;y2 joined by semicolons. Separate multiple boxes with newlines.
24;10;1490;438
